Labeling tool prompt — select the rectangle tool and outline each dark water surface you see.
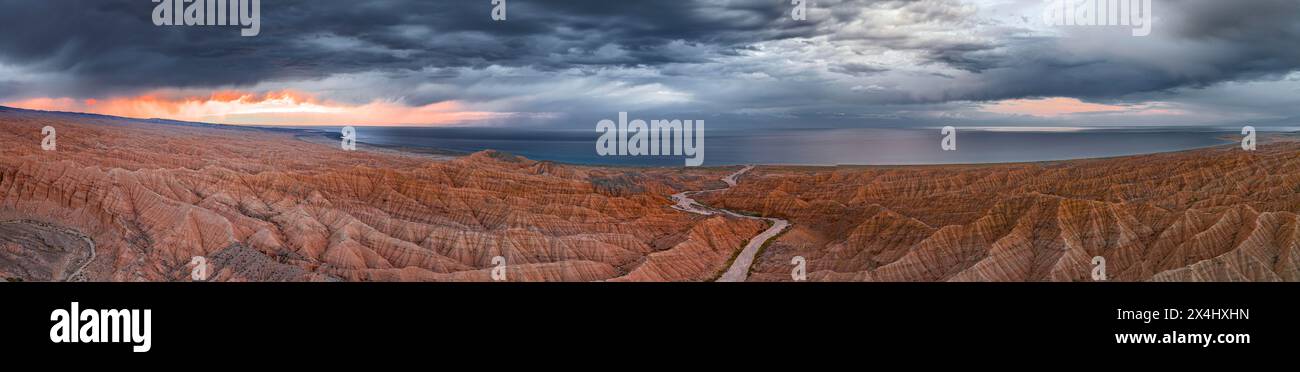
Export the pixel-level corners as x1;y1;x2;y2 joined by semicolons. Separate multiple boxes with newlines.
302;126;1236;166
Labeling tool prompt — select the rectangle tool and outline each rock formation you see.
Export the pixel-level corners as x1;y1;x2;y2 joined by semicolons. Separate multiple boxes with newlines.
3;107;1296;282
698;139;1300;281
0;108;763;281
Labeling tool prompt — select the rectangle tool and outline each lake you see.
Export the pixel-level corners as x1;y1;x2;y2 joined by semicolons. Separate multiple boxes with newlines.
305;126;1237;166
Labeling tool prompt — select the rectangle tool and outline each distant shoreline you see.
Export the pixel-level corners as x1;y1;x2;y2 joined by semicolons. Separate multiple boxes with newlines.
297;126;1253;169
0;105;1271;168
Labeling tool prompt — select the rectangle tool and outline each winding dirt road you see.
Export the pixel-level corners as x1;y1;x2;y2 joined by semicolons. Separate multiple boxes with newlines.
671;166;789;282
65;229;95;282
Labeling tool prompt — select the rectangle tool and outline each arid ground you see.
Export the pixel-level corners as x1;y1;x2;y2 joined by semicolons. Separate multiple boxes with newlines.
2;107;1297;281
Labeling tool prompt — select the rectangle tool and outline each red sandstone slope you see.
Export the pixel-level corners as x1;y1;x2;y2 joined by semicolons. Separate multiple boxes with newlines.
4;107;1296;282
698;140;1300;282
0;109;763;281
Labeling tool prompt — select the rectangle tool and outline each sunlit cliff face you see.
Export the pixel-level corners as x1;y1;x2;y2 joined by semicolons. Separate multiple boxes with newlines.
3;90;505;126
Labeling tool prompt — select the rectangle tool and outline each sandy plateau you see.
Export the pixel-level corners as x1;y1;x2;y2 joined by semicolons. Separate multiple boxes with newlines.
1;106;1297;281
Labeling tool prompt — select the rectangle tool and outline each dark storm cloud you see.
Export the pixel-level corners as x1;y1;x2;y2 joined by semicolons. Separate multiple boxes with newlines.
830;62;889;76
0;0;818;98
0;0;1298;126
939;0;1300;102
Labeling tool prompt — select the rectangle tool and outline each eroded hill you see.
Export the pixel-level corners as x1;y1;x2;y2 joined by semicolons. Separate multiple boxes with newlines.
699;140;1300;282
0;109;762;281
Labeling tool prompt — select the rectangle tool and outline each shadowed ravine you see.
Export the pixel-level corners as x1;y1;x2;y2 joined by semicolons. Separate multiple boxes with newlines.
672;166;790;282
0;220;95;282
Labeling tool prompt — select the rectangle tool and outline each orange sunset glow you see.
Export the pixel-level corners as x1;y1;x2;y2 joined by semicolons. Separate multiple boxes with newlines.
3;90;506;126
980;97;1184;117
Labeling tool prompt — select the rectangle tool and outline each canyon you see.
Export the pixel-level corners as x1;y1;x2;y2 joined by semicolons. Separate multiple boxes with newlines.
0;107;763;282
670;166;790;282
697;137;1300;282
1;106;1297;282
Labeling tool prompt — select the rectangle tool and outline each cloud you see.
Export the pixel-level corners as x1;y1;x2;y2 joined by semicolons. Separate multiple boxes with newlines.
980;97;1183;117
0;0;1296;127
3;89;519;126
831;62;890;76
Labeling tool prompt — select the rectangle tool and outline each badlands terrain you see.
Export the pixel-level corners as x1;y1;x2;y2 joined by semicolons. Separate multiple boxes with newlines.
697;138;1300;282
0;107;763;281
1;106;1297;282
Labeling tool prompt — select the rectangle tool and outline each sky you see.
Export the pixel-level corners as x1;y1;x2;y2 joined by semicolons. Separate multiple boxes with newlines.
0;0;1298;129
